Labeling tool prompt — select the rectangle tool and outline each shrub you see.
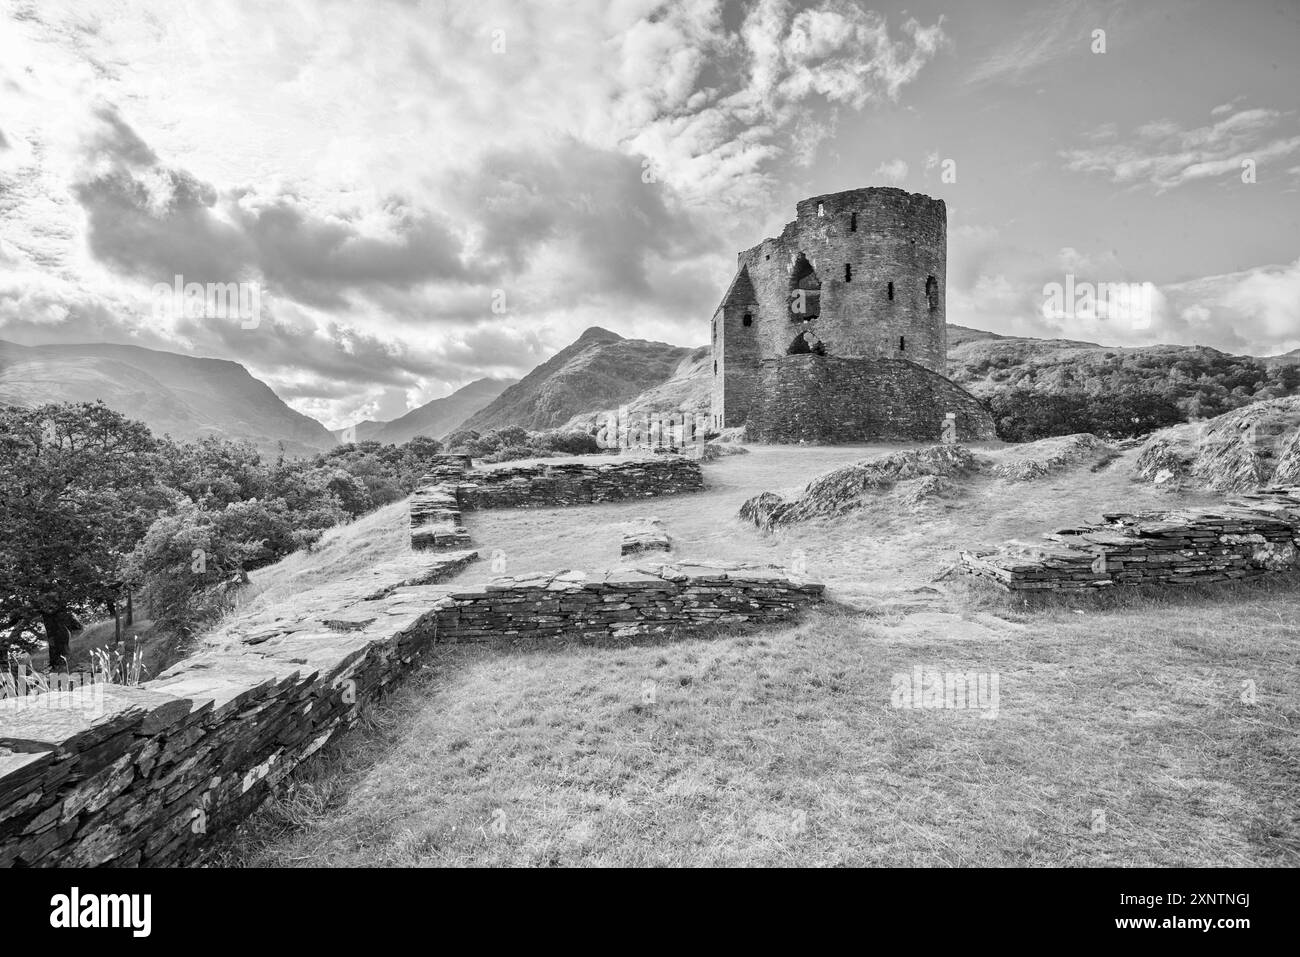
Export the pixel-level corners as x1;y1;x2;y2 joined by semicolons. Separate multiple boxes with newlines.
537;429;601;455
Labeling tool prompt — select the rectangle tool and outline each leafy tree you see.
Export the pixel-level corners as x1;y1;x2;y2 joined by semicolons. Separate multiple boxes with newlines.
0;402;166;668
125;504;261;636
162;436;269;507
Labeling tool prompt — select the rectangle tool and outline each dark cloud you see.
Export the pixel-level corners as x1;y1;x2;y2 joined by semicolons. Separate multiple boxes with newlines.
445;138;720;302
91;106;157;165
40;115;729;415
174;307;457;388
73;108;470;309
229;195;467;306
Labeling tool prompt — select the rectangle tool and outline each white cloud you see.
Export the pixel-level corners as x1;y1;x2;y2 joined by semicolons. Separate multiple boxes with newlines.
873;158;909;184
0;0;948;427
1062;106;1300;191
966;0;1110;86
948;247;1300;357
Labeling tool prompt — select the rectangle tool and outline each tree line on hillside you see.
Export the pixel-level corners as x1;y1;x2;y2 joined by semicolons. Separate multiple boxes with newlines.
973;351;1299;441
0;401;451;669
442;426;601;461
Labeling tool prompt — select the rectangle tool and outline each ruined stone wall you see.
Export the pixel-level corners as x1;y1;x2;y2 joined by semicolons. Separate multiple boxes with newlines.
458;457;704;509
0;555;820;867
961;487;1300;591
0;550;477;867
747;354;996;444
432;564;824;643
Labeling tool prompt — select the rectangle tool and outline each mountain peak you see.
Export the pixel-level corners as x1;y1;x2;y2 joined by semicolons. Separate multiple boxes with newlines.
575;326;623;345
456;328;692;433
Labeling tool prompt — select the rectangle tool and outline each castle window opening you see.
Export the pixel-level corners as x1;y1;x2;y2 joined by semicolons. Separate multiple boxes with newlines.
788;252;822;320
850;212;857;232
887;281;894;301
742;313;753;327
787;332;825;356
926;275;939;311
844;263;852;282
899;336;906;351
713;360;717;375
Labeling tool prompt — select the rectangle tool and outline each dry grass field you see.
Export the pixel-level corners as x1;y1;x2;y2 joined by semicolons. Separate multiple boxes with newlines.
214;443;1299;867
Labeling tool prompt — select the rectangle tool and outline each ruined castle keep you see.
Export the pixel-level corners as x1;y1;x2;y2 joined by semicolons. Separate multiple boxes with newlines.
710;186;995;444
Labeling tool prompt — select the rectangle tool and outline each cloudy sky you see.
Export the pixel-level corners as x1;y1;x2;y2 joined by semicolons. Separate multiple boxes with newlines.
1;0;1296;428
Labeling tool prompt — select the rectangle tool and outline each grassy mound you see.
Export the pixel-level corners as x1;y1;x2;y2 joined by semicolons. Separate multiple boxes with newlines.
989;433;1117;481
740;445;979;529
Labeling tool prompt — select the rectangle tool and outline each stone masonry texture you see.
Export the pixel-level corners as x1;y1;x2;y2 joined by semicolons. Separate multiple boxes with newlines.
747;354;996;444
0;557;820;866
709;186;990;440
961;486;1300;591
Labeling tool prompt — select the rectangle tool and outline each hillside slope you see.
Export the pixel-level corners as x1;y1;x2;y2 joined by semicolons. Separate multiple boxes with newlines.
947;336;1297;417
1264;348;1300;369
563;346;710;430
457;327;694;433
0;340;335;456
368;377;516;444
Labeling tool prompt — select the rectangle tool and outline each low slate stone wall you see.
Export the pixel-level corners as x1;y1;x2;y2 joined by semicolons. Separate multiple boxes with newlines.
458;457;704;510
409;486;470;551
961;487;1300;591
432;563;824;643
621;518;671;556
0;550;477;867
747;354;995;444
0;555;821;866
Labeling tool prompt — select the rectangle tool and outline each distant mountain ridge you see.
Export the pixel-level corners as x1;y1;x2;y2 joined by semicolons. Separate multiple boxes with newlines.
6;325;1293;455
0;340;335;457
1263;348;1300;368
353;377;516;444
455;327;696;433
550;324;1297;434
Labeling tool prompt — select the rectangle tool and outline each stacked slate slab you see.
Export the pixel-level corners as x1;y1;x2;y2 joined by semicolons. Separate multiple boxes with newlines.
409;455;705;551
409;487;470;551
431;562;824;643
621;518;672;556
0;549;476;868
458;457;704;509
409;456;474;551
961;486;1300;591
0;555;820;867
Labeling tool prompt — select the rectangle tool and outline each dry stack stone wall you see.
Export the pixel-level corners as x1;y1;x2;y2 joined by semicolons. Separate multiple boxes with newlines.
459;457;704;509
961;486;1300;591
410;456;704;551
432;563;824;643
0;549;477;867
1;555;821;867
621;518;671;556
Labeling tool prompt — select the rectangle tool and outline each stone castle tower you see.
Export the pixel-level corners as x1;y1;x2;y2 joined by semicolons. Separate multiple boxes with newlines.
709;186;995;443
